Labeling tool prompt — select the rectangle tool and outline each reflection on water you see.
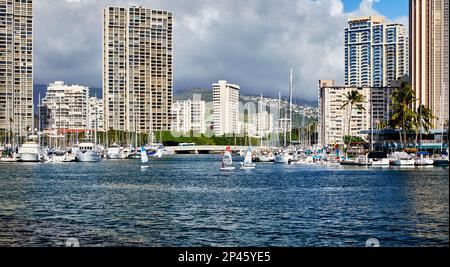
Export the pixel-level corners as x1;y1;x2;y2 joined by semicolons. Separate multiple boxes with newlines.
0;155;448;247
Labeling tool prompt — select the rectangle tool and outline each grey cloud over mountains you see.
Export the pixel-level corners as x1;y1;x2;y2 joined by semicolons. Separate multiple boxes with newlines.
34;0;407;100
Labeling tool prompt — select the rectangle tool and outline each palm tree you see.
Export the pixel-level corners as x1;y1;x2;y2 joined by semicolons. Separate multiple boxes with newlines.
390;82;416;150
340;90;365;157
414;105;434;149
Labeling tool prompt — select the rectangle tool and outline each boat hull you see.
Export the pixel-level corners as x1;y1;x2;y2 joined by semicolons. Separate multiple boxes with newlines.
414;159;434;166
340;160;370;166
257;156;274;162
106;153;123;160
19;153;41;162
76;151;101;162
390;159;415;166
434;160;449;166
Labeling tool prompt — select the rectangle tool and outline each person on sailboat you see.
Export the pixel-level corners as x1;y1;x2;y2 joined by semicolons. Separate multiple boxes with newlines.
221;146;235;170
240;146;256;169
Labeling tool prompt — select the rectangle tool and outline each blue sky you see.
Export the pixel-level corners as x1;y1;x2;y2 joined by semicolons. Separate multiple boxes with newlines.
343;0;409;19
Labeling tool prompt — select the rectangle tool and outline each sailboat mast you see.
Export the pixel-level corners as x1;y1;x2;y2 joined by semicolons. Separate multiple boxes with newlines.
289;67;293;145
260;94;263;147
38;94;41;147
441;82;445;152
95;105;98;148
371;94;374;151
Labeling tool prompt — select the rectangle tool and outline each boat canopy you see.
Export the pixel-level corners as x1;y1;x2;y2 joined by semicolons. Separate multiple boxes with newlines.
367;151;388;159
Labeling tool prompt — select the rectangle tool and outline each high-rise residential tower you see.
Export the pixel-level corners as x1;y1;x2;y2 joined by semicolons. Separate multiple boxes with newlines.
41;81;89;132
172;100;192;134
191;95;206;134
345;16;409;87
318;80;398;146
213;80;240;136
0;0;33;141
410;0;449;129
103;6;173;135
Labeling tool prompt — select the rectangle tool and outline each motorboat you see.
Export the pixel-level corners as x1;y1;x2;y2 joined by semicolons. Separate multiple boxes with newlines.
340;155;371;166
389;152;415;166
257;151;274;163
274;150;294;164
434;156;449;166
368;151;390;167
18;142;43;162
106;144;124;159
76;143;101;162
415;152;434;166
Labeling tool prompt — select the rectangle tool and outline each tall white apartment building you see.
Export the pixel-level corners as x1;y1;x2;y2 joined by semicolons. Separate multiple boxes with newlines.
318;80;397;146
172;97;206;134
41;81;89;132
345;16;408;87
88;97;104;132
213;80;240;136
103;6;173;134
0;0;33;139
172;100;191;134
249;112;274;137
191;97;206;134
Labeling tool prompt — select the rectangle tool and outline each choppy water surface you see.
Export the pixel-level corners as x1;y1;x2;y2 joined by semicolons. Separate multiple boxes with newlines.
0;155;448;247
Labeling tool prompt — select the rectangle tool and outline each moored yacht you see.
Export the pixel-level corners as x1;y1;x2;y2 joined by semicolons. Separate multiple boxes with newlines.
414;152;434;166
18;142;43;162
274;150;295;164
368;151;390;167
76;142;101;162
106;144;124;159
389;152;415;166
257;151;274;163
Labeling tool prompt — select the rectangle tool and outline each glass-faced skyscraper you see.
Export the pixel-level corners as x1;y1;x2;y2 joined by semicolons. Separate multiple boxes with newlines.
345;16;409;87
0;0;33;141
103;6;173;134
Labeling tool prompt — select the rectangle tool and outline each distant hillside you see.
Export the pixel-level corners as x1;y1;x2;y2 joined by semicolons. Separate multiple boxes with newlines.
243;94;317;107
174;88;317;107
174;88;213;102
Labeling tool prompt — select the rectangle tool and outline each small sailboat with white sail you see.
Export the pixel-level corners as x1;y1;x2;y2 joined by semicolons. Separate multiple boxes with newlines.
220;146;235;171
240;147;256;169
140;146;149;169
154;146;164;159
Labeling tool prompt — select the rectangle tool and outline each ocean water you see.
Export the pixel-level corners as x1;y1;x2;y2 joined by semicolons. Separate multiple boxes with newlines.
0;155;448;247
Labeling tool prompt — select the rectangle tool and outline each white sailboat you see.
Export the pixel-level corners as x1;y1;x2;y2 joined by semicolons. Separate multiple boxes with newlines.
220;146;235;171
154;146;164;159
240;147;256;169
140;146;149;169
